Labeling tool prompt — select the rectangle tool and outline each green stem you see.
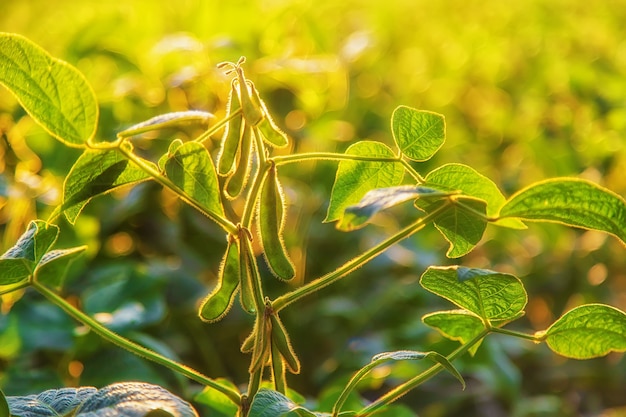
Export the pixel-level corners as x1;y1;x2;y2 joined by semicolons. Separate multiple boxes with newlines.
400;159;424;183
0;281;30;296
271;340;287;393
31;280;241;406
194;108;243;144
240;131;270;229
272;201;451;312
490;326;542;342
117;143;238;234
272;152;401;166
357;328;490;416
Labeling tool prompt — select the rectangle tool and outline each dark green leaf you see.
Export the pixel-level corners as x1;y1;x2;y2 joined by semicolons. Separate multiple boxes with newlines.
339;185;452;231
117;111;214;138
391;106;445;161
422;310;486;355
0;33;97;146
248;389;316;417
0;258;32;285
63;149;150;224
499;178;626;245
420;266;527;322
164;141;225;218
0;390;8;417
34;246;87;289
194;379;240;417
540;304;626;359
325;141;404;224
6;382;198;417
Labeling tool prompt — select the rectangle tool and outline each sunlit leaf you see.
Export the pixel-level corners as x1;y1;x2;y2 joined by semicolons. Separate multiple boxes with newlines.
248;389;316;417
0;220;59;285
325;141;404;224
0;33;98;146
539;304;626;359
0;389;8;417
422;310;486;355
6;382;198;417
62;149;150;224
420;266;527;322
34;246;87;289
117;111;214;138
164;141;225;219
499;178;626;246
418;197;487;258
338;185;452;231
194;379;240;417
391;106;445;161
424;163;525;229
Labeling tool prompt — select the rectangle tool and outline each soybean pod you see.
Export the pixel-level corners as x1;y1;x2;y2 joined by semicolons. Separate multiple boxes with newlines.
217;80;243;176
238;230;256;315
225;123;253;200
250;84;289;148
257;163;296;280
270;312;300;374
198;236;240;322
235;64;264;126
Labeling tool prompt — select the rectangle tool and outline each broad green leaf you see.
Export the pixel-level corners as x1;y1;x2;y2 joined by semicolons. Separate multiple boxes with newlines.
63;149;150;224
391;106;445;161
0;220;59;284
325;141;404;224
117;111;214;138
422;310;486;355
34;246;87;289
539;304;626;359
158;139;184;171
164;141;225;218
420;266;527;322
0;389;8;417
6;382;198;417
424;163;526;229
0;33;97;146
194;379;240;417
499;178;626;246
418;197;488;258
248;389;316;417
338;185;453;231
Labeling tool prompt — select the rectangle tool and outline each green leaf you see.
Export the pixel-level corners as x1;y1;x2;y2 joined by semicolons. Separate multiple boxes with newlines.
0;390;8;417
499;178;626;245
34;246;87;289
117;111;214;138
540;304;626;359
391;106;445;161
0;220;59;284
194;379;240;417
62;149;150;224
422;310;486;355
164;141;225;219
248;389;316;417
424;163;526;229
0;314;21;360
325;141;404;224
6;382;198;417
418;197;488;258
0;33;98;146
420;266;527;322
339;185;453;231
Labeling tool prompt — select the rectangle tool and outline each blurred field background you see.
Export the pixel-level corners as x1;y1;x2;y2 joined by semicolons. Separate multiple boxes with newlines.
1;1;626;416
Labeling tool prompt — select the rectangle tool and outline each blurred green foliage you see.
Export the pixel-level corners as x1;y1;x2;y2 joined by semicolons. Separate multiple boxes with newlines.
1;1;626;416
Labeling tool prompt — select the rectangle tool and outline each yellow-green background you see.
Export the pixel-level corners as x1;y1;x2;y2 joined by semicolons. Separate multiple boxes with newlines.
1;1;625;416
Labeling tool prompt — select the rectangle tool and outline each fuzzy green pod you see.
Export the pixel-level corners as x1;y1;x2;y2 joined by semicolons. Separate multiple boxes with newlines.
217;81;243;176
198;237;240;322
257;163;296;280
270;313;300;374
238;234;256;315
236;66;264;126
250;84;289;148
249;313;272;373
225;123;253;200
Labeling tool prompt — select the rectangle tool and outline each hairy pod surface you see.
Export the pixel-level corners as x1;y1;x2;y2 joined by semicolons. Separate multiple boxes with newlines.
217;81;243;176
270;313;300;374
249;84;288;148
238;232;256;315
198;237;240;322
236;67;263;126
249;314;272;373
257;164;296;280
225;123;253;200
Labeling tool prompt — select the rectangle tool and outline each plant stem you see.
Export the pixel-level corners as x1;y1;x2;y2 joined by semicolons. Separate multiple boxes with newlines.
490;326;542;342
357;328;490;416
272;152;401;166
0;281;30;296
272;201;451;312
194;108;242;144
32;281;241;406
116;143;238;234
400;159;425;183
